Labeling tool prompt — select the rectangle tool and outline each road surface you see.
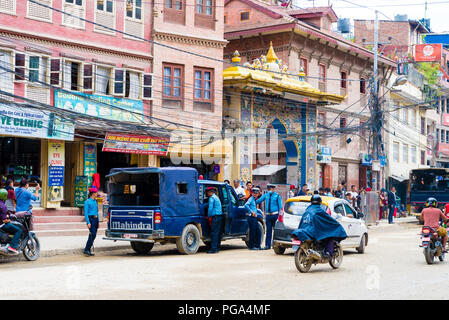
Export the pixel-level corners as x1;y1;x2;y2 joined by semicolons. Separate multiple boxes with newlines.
1;221;447;299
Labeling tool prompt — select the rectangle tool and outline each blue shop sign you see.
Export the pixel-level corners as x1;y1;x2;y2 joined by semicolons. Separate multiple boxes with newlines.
362;154;373;166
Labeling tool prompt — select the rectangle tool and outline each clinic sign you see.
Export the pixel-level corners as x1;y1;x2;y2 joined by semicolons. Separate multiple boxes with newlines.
414;44;442;62
0;103;74;141
54;90;144;123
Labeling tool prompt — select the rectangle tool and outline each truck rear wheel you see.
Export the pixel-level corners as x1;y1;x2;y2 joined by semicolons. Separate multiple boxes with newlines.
131;241;154;255
176;224;201;255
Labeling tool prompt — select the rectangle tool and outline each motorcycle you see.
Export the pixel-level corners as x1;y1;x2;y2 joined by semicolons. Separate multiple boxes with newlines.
420;224;447;265
0;211;40;261
292;235;343;273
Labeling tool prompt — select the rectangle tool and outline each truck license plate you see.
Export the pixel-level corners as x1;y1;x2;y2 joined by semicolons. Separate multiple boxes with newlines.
123;234;138;239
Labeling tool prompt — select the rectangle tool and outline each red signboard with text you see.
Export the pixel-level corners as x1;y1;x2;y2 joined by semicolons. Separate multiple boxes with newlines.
102;132;170;156
437;143;449;157
414;44;443;62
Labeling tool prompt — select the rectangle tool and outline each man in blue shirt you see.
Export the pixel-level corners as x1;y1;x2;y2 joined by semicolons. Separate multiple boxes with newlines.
84;187;99;256
257;184;282;250
244;187;262;250
15;179;40;213
206;187;223;254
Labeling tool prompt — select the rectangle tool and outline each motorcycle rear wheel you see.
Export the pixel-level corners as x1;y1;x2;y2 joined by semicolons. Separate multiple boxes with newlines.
23;234;40;261
424;247;434;265
329;244;343;269
294;249;312;273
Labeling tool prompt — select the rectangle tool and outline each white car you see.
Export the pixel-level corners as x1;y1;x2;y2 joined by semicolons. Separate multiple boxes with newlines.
272;196;368;254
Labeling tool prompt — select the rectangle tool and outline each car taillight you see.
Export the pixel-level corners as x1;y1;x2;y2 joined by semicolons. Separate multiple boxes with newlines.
327;207;332;215
106;209;110;222
278;207;284;223
154;211;161;224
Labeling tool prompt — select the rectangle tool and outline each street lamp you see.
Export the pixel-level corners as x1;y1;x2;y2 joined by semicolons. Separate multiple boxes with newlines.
392;75;407;87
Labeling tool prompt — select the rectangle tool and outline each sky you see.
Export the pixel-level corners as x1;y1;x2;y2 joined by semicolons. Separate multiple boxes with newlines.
293;0;449;33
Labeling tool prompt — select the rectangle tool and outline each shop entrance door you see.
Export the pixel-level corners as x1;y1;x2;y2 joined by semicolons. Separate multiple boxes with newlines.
97;145;134;190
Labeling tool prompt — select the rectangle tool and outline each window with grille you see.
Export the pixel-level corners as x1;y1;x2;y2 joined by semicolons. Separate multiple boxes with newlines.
163;64;182;99
0;0;15;15
62;60;82;91
319;64;326;82
27;0;52;22
196;0;212;15
340;71;347;89
403;144;408;163
63;0;85;29
393;142;399;162
126;0;142;19
411;146;417;163
240;11;249;21
193;68;213;112
0;50;14;100
360;78;366;94
95;0;114;34
28;56;49;84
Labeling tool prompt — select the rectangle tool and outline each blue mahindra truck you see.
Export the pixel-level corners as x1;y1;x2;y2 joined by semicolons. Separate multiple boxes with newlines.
103;167;265;255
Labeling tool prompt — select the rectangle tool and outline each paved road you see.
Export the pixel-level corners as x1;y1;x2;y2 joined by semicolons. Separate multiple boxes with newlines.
1;221;448;300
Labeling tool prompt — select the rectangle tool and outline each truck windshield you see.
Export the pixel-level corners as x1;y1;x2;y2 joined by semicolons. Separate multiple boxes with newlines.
410;169;449;192
107;172;160;206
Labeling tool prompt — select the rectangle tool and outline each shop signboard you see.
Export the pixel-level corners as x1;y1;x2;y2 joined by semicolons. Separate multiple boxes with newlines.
54;90;144;123
414;44;443;62
0;103;74;141
84;144;97;187
317;146;332;164
48;141;65;187
102;132;170;156
361;153;373;166
74;176;88;207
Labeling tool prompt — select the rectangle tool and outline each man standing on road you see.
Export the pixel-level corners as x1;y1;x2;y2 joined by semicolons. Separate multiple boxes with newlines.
244;187;262;250
233;179;246;198
206;187;224;254
387;186;397;224
15;178;40;213
296;184;309;196
84;187;99;256
256;184;282;250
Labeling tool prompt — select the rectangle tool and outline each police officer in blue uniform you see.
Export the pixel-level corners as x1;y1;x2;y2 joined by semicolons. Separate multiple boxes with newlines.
206;187;223;254
257;184;282;250
244;187;262;250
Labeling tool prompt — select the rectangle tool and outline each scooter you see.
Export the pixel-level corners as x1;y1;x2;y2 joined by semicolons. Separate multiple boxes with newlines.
292;235;343;273
0;211;40;261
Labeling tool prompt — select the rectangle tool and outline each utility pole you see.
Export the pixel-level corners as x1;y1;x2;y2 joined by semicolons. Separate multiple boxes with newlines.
372;10;380;191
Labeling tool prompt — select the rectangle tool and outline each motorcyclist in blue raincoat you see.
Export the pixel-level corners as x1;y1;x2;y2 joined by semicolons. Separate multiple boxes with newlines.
292;195;347;258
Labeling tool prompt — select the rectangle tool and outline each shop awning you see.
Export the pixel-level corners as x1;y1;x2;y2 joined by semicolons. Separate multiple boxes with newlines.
252;165;286;176
168;138;233;157
390;174;408;182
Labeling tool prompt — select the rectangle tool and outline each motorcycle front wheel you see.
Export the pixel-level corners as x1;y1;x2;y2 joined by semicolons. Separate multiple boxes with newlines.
23;234;40;261
424;247;434;265
294;249;312;273
329;243;343;269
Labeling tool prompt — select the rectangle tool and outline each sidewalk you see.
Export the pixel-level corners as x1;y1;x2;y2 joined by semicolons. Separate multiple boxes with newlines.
367;215;418;229
1;235;132;262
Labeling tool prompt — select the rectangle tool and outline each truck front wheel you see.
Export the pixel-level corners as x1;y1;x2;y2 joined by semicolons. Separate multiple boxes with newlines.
131;241;154;255
176;224;201;255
